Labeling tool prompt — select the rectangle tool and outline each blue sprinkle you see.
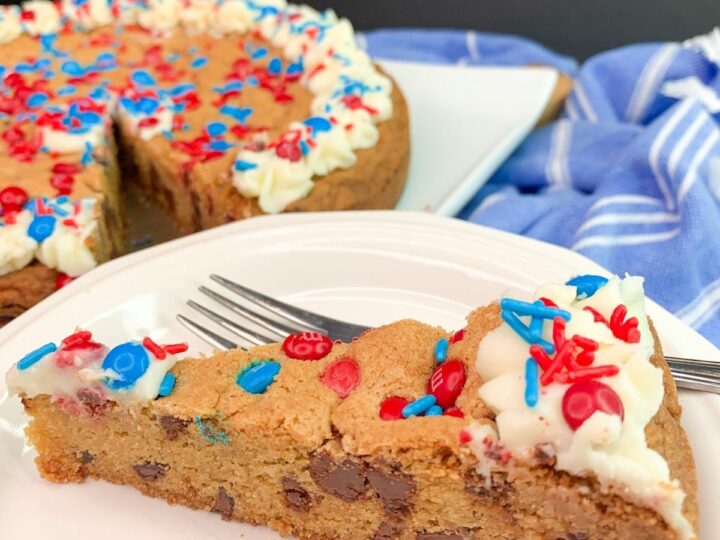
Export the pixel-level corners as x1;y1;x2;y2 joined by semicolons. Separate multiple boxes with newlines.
61;60;85;77
102;342;150;390
28;215;56;242
48;203;69;217
17;342;57;371
77;111;102;125
194;416;229;445
166;53;180;62
499;298;571;321
246;75;259;87
39;34;58;53
286;60;303;76
172;101;187;114
119;96;137;113
434;337;448;363
501;310;555;354
158;372;176;397
56;196;70;204
402;394;437;418
299;140;309;156
425;405;443;416
236;360;281;394
189;46;198;55
529;302;545;340
213;81;243;93
96;52;116;66
303;116;333;134
566;274;609;299
89;86;110;101
190;56;208;69
137;96;159;115
81;142;94;166
208;140;236;152
206;122;227;137
162;129;173;140
267;57;282;75
219;104;253;123
35;58;51;70
131;69;156;87
524;358;539;407
15;63;35;74
234;160;257;172
26;93;49;108
250;47;267;60
57;85;77;96
169;83;195;96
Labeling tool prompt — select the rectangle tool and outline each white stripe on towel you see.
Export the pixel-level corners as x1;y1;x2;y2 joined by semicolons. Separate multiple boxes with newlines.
625;43;679;123
571;228;680;251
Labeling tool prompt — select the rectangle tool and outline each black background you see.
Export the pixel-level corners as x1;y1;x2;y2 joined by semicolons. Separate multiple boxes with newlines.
1;0;719;60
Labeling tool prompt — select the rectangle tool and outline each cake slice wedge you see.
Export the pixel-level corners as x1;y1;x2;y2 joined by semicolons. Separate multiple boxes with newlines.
5;275;698;539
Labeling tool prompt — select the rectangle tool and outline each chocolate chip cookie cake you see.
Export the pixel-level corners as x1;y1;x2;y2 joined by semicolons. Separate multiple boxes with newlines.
0;0;410;323
6;275;698;539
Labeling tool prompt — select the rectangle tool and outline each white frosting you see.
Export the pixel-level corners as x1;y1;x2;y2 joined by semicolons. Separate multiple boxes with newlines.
0;199;99;278
0;6;23;44
179;0;215;35
213;0;253;34
62;0;113;29
137;0;181;33
41;123;106;154
21;1;62;36
305;123;356;175
6;338;180;405
232;149;314;214
117;96;174;141
471;276;694;540
684;27;720;65
0;213;38;276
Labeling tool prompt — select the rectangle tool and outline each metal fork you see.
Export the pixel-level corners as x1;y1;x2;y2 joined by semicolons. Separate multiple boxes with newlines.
178;274;720;395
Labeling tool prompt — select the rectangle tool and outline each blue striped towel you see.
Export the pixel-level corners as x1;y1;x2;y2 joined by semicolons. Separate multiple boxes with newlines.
365;28;720;347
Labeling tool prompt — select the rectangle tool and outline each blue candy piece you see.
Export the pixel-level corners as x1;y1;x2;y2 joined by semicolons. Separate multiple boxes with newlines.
219;105;253;123
76;111;102;125
303;116;333;134
131;69;156;87
208;140;236;152
236;360;281;394
158;372;176;397
524;358;539;408
61;60;84;77
102;342;150;390
251;48;268;60
234;160;258;172
566;274;609;299
434;337;448;363
119;96;137;113
27;215;56;243
17;342;57;371
136;96;159;115
90;86;110;101
402;394;437;418
425;405;443;417
286;61;303;76
26;92;49;108
499;298;571;321
267;57;282;75
191;56;208;69
206;121;227;137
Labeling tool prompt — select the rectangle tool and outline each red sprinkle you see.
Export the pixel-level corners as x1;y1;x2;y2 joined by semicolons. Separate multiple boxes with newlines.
163;343;189;355
444;406;465;418
142;337;167;360
379;396;410;421
561;380;624;431
55;273;75;290
449;328;465;344
282;331;333;360
554;364;620;384
320;358;360;398
458;429;473;445
539;340;576;386
538;297;558;308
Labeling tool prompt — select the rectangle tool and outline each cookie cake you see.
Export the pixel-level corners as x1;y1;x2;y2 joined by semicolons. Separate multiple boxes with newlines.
6;275;698;539
0;0;410;323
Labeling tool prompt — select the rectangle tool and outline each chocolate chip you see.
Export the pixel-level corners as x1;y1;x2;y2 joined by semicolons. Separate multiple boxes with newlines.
416;532;464;540
212;487;235;520
464;469;513;505
159;415;190;440
282;476;312;513
373;521;402;540
309;452;368;501
77;388;109;417
133;461;169;482
367;463;415;515
78;450;94;464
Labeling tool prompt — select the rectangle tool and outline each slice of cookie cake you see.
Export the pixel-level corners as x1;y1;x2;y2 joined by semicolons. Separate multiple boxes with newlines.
5;275;698;539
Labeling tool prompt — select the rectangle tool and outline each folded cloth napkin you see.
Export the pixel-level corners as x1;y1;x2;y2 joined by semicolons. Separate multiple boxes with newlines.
365;28;720;347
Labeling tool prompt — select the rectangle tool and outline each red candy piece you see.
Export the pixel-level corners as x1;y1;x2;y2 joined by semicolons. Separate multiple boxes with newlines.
427;360;467;409
282;331;332;360
275;140;302;162
449;328;465;344
561;380;624;431
458;429;473;445
444;406;465;418
55;273;75;290
0;185;28;211
320;358;360;398
50;172;75;194
379;396;410;421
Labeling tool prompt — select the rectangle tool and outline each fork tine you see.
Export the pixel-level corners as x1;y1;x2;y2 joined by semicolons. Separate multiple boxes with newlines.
199;286;302;338
176;314;237;351
187;300;273;346
210;274;328;331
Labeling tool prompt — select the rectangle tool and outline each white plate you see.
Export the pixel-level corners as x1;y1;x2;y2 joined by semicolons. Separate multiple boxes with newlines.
1;211;717;540
379;61;558;215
